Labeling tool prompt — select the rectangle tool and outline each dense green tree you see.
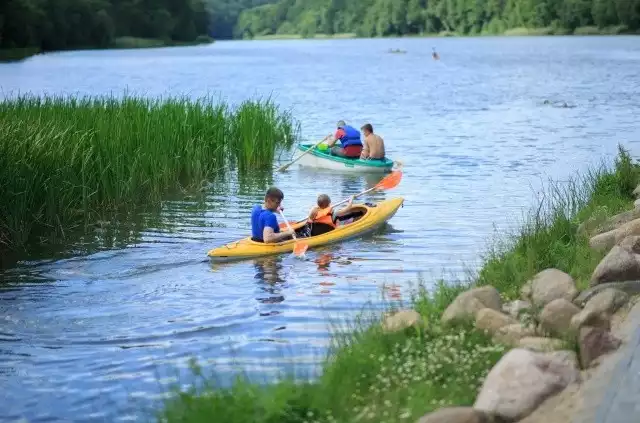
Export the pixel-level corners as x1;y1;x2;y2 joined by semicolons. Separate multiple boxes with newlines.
0;0;211;52
235;0;639;38
2;0;638;53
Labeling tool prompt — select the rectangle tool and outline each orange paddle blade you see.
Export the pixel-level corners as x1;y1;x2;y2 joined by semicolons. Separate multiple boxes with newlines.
293;241;309;256
375;170;402;190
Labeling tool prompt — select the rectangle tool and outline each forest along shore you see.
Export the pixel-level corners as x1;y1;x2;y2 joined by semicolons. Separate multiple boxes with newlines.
0;95;299;268
3;0;640;62
234;0;640;39
157;146;640;423
0;0;213;62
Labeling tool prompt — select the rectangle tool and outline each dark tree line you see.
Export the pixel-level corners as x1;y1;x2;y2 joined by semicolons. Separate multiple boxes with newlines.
2;0;638;53
0;0;211;52
234;0;640;38
207;0;278;39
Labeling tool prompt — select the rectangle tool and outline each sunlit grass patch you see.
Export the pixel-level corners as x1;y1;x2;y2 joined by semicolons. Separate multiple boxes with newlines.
159;307;506;423
475;145;639;297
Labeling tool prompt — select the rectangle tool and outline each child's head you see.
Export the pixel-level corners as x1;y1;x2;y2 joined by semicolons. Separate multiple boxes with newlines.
317;194;331;209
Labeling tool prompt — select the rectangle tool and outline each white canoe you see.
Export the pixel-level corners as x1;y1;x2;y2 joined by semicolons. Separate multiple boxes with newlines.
294;143;395;173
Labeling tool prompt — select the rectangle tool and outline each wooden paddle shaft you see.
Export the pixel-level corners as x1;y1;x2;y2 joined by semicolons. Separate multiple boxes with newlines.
278;210;299;240
277;136;328;172
332;186;378;209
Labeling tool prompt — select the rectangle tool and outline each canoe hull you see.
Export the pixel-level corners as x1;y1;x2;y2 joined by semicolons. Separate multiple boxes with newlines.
207;197;404;262
295;144;394;173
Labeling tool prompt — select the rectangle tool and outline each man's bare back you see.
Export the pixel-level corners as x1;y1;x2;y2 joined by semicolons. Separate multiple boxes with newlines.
360;124;385;159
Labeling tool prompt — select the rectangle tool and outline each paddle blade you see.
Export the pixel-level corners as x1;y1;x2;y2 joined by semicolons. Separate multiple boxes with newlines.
293;241;309;257
375;170;403;190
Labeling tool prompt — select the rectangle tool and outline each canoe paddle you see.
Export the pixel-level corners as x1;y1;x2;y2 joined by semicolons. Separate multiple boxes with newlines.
278;209;309;257
276;136;329;172
331;170;403;209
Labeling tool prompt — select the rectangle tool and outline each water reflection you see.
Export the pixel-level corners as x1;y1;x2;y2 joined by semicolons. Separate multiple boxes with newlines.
295;168;388;202
253;256;286;306
314;252;333;274
253;256;285;285
237;168;275;195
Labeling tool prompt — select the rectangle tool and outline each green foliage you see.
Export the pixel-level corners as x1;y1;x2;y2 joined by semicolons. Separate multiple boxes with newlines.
0;94;298;253
205;0;280;39
2;0;637;49
0;0;211;54
235;0;640;38
160;317;506;423
157;146;640;423
476;144;639;297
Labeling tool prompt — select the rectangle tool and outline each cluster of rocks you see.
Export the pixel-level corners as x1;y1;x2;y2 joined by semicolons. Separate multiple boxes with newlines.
415;268;629;423
379;197;640;423
410;197;640;423
381;271;636;422
578;188;640;288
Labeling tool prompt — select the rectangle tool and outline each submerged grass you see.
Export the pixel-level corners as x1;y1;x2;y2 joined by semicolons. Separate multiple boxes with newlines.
157;145;640;423
0;94;299;255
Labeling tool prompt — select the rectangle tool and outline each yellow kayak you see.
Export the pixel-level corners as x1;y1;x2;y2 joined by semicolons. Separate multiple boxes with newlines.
207;197;404;261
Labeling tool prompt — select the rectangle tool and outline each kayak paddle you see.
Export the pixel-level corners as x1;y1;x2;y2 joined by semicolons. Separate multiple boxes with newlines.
276;136;329;172
278;209;309;257
332;170;403;209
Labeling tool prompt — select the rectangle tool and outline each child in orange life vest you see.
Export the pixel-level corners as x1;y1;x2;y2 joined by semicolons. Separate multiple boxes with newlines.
306;194;355;236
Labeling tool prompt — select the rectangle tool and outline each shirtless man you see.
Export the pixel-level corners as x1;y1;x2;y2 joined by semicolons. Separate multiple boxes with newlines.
360;123;386;160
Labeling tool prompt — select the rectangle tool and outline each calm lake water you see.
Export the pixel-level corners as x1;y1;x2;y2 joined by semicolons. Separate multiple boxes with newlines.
1;36;640;422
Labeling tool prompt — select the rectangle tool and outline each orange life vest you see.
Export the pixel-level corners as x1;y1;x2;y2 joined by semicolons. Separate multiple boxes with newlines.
311;207;336;228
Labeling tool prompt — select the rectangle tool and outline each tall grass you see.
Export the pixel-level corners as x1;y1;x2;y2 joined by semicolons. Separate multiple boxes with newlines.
156;145;640;423
159;312;505;423
0;94;298;253
475;144;639;297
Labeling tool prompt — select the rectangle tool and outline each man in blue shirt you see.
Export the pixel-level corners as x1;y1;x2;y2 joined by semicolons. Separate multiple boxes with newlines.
251;186;295;243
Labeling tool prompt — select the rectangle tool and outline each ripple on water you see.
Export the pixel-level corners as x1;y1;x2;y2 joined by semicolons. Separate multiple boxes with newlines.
1;36;640;423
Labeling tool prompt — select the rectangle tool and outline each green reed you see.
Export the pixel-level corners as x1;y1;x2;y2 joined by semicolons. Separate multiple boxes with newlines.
229;98;297;171
0;94;299;252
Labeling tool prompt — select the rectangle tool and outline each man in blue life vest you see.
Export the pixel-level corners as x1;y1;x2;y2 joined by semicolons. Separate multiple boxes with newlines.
325;120;363;158
251;187;295;243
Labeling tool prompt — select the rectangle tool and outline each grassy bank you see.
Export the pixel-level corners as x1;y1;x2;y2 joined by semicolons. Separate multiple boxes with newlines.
0;47;42;62
0;94;298;257
112;36;214;49
386;24;638;38
157;145;639;423
250;33;357;40
0;36;214;63
244;25;637;41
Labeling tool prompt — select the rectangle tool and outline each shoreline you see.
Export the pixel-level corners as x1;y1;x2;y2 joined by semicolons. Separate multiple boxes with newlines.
158;145;640;422
0;36;214;63
3;25;637;63
244;25;638;41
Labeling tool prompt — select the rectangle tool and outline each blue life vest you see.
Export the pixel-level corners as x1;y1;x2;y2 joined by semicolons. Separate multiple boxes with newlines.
339;125;362;148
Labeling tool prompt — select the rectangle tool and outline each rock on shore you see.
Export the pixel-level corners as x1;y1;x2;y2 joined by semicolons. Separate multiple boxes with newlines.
407;266;633;423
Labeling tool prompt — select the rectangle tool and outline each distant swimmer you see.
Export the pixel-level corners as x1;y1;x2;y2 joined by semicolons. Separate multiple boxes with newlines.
432;47;439;60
